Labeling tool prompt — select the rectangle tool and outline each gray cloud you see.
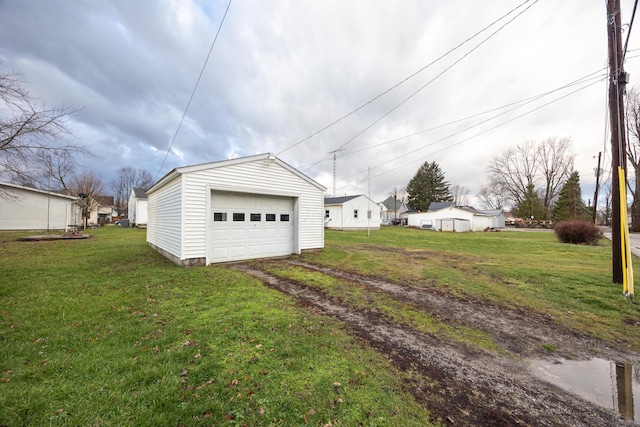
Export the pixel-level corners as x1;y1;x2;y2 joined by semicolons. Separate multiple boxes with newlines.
0;0;636;203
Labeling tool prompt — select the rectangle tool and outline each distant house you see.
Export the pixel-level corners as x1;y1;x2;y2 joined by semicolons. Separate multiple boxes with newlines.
380;195;411;224
0;182;82;231
324;195;381;230
407;203;505;232
128;187;148;226
146;153;326;266
88;196;115;225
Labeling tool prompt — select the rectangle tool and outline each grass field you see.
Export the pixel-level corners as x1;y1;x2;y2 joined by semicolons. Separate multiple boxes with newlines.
1;226;638;426
0;228;433;426
306;227;640;350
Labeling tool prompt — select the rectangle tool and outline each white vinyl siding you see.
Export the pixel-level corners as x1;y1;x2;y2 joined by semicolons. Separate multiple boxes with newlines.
0;184;80;231
147;176;182;258
136;199;148;224
182;159;323;261
146;154;325;266
407;207;504;232
128;192;148;225
324;196;381;230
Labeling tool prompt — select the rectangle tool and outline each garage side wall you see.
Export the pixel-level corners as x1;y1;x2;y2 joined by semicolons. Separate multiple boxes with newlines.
182;159;324;261
0;186;75;231
147;176;183;260
472;215;493;231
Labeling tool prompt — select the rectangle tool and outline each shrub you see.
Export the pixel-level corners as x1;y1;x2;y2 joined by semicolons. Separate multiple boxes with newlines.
554;220;602;245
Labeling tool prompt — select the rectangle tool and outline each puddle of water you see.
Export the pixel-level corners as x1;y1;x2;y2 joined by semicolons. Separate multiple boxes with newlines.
530;358;640;422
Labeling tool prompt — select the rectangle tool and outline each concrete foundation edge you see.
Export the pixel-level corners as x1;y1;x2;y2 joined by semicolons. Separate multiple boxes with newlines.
147;242;206;267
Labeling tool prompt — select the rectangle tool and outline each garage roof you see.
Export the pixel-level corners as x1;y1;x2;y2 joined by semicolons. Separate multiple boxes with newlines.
148;153;326;194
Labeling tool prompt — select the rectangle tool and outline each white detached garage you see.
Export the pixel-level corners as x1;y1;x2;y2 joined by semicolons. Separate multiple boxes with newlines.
146;153;327;266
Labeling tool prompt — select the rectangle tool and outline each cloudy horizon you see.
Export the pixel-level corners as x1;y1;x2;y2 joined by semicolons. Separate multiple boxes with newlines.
1;0;638;206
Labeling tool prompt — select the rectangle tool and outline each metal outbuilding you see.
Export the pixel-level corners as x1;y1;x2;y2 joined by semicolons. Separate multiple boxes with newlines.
146;153;327;266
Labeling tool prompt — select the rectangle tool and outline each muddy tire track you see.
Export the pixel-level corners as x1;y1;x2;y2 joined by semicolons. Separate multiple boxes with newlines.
283;259;630;361
231;262;637;427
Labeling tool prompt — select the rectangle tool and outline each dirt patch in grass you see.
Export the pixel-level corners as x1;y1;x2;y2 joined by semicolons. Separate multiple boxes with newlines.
16;234;91;241
232;260;639;427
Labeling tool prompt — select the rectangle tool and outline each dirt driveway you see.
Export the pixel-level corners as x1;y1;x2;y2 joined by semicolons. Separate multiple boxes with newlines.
232;259;640;427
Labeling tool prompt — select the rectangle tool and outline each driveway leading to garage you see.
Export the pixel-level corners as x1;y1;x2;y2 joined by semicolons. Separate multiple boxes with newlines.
232;259;639;427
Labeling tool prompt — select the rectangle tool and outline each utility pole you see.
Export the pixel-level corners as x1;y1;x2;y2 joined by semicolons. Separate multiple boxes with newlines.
607;0;628;284
592;151;602;225
329;149;342;197
393;189;398;225
367;167;371;237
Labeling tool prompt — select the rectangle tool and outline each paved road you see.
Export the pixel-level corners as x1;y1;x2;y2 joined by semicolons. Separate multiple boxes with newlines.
504;226;640;258
601;227;640;258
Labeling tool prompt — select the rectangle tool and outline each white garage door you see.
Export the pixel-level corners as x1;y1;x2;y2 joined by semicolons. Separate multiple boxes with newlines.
210;191;294;262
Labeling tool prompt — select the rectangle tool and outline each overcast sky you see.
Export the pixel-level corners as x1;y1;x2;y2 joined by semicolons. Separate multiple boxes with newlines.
1;0;638;205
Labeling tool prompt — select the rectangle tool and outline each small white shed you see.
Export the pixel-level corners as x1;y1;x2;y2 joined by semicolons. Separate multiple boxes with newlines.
407;205;505;232
146;153;327;266
128;187;148;226
324;195;381;230
0;182;82;231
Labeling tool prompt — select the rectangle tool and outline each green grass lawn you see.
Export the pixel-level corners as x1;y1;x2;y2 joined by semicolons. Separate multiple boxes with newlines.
1;226;639;426
0;228;434;426
307;227;640;351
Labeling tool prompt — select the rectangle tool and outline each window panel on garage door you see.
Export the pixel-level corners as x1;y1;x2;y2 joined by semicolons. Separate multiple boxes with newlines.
210;191;294;262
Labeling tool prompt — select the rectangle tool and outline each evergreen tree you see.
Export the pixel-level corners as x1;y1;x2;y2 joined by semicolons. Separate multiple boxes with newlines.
552;171;590;222
513;183;546;219
406;161;452;212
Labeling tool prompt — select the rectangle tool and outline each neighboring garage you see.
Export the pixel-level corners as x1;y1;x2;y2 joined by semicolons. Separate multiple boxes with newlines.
0;181;82;231
146;153;326;266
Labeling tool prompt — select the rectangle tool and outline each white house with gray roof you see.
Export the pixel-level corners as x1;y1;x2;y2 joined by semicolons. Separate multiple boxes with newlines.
379;195;412;225
324;195;381;230
128;187;148;226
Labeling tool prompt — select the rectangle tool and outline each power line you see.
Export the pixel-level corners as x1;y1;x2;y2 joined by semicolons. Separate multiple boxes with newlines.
341;69;605;158
277;0;536;156
155;0;233;180
297;68;605;172
300;0;539;173
335;77;603;190
331;0;540;154
622;0;639;61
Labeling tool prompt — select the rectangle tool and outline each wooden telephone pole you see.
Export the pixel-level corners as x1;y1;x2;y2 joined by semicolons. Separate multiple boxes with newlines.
607;0;628;284
592;151;602;225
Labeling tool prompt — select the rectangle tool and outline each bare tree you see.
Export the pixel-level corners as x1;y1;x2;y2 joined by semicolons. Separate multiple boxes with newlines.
625;87;640;231
487;140;538;208
9;147;79;191
450;184;470;207
599;181;613;226
477;183;509;210
0;66;85;188
68;171;104;227
487;138;574;219
392;186;408;204
537;137;574;210
110;166;154;217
